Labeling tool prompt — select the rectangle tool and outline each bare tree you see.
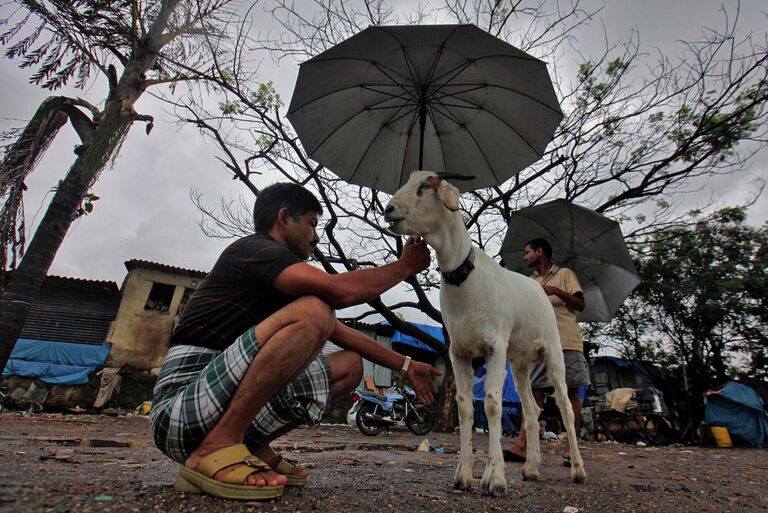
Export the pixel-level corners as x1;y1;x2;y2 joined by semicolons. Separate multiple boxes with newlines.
0;0;238;372
170;0;767;429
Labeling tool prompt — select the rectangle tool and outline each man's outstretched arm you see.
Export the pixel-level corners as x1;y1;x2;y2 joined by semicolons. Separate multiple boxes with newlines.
273;237;430;309
329;320;442;405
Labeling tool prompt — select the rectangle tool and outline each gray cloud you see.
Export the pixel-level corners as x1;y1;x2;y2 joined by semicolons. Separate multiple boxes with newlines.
1;0;765;292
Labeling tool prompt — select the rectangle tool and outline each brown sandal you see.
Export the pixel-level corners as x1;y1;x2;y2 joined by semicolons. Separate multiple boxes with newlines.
252;446;308;487
175;444;283;500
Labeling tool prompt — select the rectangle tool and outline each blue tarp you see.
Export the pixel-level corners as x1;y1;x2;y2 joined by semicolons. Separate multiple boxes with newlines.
473;362;521;403
705;381;768;448
390;322;445;353
2;339;111;385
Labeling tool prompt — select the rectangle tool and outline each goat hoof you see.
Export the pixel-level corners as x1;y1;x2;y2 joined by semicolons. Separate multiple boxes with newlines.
480;480;507;497
571;468;587;484
522;470;539;481
453;479;472;492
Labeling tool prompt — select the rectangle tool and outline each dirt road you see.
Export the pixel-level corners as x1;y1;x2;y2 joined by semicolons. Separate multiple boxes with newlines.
1;412;766;512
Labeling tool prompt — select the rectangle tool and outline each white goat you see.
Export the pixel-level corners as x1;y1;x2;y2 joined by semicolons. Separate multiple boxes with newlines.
384;171;586;496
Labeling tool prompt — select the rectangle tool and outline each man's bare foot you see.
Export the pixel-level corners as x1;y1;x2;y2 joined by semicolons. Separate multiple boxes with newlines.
185;444;287;487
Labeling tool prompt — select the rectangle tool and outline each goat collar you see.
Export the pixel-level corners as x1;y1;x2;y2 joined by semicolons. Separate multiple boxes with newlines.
440;247;476;287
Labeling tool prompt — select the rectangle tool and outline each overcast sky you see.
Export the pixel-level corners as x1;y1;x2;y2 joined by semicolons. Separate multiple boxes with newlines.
1;0;766;324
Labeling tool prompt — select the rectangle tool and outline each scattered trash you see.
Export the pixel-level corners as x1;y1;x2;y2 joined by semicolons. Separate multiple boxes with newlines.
93;495;114;502
403;468;415;472
135;401;152;416
543;431;557;441
40;451;79;464
338;458;358;465
563;506;579;513
429;446;445;454
416;439;431;452
636;441;647;447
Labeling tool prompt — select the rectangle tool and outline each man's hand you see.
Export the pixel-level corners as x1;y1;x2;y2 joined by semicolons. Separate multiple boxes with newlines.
405;360;443;405
543;284;586;311
400;237;431;275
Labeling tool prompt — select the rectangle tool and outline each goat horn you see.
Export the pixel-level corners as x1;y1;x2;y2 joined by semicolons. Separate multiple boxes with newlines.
435;172;476;181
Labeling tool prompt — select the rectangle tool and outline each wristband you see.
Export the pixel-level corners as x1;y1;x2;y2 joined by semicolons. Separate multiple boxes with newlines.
400;356;412;375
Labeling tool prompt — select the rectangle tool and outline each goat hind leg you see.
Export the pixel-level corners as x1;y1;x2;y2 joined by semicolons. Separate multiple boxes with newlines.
546;352;587;483
480;350;508;496
510;361;541;481
451;352;475;491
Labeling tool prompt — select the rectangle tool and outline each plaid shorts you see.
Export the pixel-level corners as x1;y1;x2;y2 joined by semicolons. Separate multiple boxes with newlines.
149;327;331;463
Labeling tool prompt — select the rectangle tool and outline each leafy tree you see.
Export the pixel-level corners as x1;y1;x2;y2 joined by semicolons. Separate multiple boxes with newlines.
0;1;237;372
590;207;768;424
171;0;767;430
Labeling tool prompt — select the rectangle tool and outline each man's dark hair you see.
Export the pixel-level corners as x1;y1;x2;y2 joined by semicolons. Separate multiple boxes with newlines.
253;183;323;232
526;238;552;260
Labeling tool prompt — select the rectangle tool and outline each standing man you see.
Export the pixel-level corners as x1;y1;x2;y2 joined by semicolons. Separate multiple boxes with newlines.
503;238;588;465
150;183;442;501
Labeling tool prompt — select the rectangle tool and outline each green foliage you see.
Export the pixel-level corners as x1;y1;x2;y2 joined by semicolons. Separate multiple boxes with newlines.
77;192;99;216
250;81;283;111
219;100;245;116
669;82;763;163
595;207;767;382
1;1;133;89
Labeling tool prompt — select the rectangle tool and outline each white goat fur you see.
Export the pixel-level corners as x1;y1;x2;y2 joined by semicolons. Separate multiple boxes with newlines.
386;171;587;496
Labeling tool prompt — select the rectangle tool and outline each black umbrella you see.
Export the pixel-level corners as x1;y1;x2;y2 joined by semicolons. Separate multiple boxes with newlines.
287;24;562;193
500;199;640;322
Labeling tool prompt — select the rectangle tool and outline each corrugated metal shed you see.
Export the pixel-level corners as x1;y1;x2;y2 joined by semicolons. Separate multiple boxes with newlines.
324;321;397;387
19;275;121;345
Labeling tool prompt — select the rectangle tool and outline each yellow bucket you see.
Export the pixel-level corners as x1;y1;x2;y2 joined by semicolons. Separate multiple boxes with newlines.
711;426;733;448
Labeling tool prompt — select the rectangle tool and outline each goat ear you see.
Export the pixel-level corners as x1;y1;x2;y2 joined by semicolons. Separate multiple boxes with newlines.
437;180;460;211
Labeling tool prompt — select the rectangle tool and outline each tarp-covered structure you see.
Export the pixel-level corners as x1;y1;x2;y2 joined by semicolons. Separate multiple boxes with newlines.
705;381;768;448
2;339;111;385
391;322;445;352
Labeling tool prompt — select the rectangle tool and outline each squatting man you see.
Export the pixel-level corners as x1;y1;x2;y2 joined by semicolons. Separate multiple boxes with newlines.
149;183;442;501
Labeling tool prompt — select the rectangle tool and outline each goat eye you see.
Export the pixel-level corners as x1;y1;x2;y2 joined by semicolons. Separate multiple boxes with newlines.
419;183;430;190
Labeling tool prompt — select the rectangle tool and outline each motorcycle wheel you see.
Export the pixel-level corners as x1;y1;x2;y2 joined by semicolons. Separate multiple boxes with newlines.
405;405;434;436
356;403;383;436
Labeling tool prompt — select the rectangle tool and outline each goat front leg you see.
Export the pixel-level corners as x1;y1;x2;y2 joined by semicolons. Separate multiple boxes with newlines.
510;360;541;481
480;349;508;496
450;351;475;491
546;351;587;483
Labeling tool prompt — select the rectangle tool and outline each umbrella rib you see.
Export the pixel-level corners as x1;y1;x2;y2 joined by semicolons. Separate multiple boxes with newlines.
427;100;497;178
288;58;418;113
431;89;548;156
304;96;416;155
428;52;546;88
433;81;563;117
347;104;418;185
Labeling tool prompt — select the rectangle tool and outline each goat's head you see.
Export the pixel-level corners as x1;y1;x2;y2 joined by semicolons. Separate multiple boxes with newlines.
383;171;469;237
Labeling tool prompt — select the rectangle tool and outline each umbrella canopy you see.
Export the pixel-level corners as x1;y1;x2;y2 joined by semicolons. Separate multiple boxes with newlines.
287;24;562;194
500;199;640;322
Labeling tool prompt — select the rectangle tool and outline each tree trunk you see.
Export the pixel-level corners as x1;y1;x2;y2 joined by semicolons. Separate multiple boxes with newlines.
0;0;179;373
687;337;708;428
0;100;132;372
434;366;458;433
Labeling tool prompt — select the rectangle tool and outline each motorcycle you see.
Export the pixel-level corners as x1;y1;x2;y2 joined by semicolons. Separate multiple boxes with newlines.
349;385;434;436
